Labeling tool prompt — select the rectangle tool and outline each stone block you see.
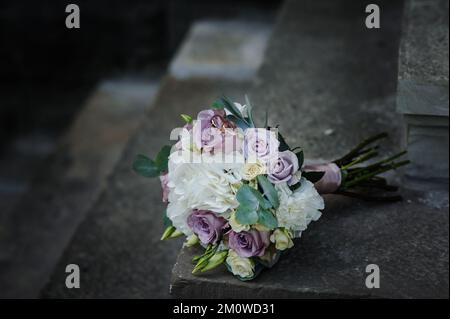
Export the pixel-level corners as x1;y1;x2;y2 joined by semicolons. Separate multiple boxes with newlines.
396;0;449;184
169;20;271;80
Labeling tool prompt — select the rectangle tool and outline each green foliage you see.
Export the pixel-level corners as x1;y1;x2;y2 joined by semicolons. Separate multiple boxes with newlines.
180;114;193;124
133;145;172;178
132;155;160;178
235;184;278;229
257;175;279;209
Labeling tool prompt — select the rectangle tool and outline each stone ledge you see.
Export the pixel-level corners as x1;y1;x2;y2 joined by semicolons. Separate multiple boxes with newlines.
171;192;449;299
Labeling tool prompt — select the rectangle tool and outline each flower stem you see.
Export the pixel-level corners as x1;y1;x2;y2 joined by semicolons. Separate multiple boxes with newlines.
334;133;388;166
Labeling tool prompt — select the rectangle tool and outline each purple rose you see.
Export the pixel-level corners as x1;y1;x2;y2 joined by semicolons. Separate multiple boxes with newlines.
187;210;227;245
267;150;299;185
244;129;280;164
159;173;170;203
228;229;270;257
193;109;236;153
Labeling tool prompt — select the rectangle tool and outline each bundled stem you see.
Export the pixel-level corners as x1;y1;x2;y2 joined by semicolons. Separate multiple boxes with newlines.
333;133;409;201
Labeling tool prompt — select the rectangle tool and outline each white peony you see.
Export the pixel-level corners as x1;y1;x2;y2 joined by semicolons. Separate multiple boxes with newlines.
166;151;244;235
275;178;324;233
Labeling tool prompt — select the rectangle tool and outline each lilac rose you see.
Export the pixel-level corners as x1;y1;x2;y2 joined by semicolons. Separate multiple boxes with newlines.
244;128;280;164
193;109;236;153
267;150;299;185
228;229;271;257
187;210;227;245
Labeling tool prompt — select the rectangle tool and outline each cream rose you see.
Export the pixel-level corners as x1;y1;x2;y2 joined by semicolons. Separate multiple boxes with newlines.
226;250;255;279
229;211;250;233
270;228;294;250
242;161;266;181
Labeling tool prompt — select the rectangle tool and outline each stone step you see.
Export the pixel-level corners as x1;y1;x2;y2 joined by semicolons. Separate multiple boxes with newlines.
396;0;449;187
42;19;272;298
170;0;449;298
0;78;159;298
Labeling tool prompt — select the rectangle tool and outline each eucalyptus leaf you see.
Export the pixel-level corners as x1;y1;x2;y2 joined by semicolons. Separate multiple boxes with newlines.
132;154;160;178
303;171;325;183
257;208;278;229
235;204;259;225
257;175;280;209
236;185;260;209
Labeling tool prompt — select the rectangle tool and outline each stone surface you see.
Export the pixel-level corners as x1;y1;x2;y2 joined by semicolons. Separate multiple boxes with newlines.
397;0;449;88
396;0;449;183
171;0;449;298
172;191;449;298
42;77;251;298
0;79;158;298
169;20;271;80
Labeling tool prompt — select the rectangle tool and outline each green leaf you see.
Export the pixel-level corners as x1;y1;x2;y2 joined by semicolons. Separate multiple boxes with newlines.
303;171;325;183
211;99;225;109
235;204;259;225
132;154;160;178
296;150;304;168
160;226;176;240
220;95;249;125
257;208;278;229
163;210;172;227
278;132;290;151
257;175;279;209
226;115;250;130
245;94;255;128
155;145;171;172
236;185;260;208
180;114;193;124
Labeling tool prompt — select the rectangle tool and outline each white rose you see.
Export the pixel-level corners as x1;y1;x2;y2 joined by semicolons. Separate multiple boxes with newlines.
229;211;250;233
242;161;266;181
275;178;324;232
270;228;294;250
226;250;255;279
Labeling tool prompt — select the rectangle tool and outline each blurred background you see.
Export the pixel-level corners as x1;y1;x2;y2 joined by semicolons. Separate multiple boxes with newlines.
0;0;280;213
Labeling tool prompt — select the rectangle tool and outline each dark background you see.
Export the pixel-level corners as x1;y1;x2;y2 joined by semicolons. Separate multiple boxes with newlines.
0;0;280;148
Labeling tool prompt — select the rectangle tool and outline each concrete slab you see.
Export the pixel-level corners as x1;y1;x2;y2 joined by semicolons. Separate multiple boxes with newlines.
169;20;271;80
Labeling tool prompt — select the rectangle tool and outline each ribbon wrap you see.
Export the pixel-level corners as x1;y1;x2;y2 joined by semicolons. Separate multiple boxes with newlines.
303;163;342;194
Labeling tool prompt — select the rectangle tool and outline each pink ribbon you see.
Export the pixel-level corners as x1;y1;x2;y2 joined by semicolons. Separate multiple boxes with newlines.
303;163;342;194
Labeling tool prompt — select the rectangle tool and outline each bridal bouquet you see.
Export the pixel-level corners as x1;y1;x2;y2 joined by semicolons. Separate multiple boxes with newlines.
133;96;408;281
